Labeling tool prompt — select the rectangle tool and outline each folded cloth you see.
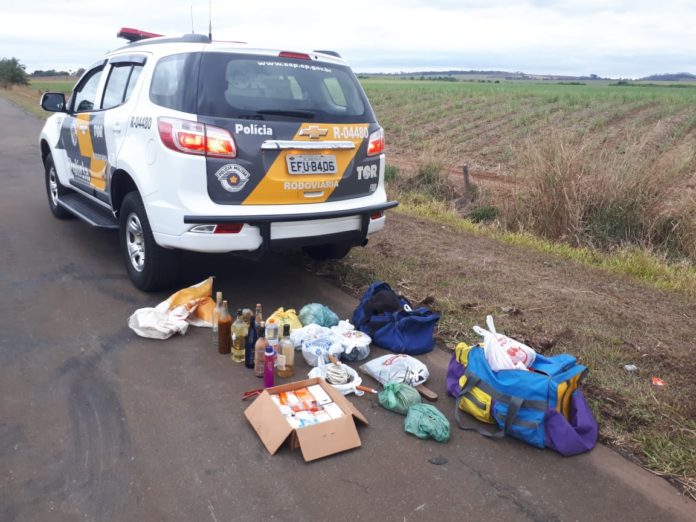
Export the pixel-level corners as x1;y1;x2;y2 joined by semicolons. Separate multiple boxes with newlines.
128;277;214;339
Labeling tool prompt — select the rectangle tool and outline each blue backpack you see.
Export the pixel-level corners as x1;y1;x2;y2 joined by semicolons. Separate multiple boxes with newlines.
352;281;440;355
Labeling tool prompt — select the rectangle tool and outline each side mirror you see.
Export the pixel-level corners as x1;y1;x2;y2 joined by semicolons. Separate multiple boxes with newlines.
40;92;67;112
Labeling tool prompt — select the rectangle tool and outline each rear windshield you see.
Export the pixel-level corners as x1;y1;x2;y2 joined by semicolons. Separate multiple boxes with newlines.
196;53;375;123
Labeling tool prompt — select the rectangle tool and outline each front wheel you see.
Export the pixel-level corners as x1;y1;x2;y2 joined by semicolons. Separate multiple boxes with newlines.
44;154;73;219
303;243;353;261
119;192;179;291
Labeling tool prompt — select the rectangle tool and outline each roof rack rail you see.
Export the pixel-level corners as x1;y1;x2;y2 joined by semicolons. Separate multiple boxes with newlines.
313;50;342;58
115;33;212;51
117;27;163;43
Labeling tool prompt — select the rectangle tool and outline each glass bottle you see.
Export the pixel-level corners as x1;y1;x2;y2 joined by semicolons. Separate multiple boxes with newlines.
255;303;263;326
217;301;232;355
231;309;246;363
212;291;222;350
276;324;294;378
254;323;268;378
243;309;257;369
242;307;254;325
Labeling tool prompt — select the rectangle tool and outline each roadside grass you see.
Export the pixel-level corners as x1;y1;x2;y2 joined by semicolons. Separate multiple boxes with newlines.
394;191;696;295
1;84;47;118
0;78;74;119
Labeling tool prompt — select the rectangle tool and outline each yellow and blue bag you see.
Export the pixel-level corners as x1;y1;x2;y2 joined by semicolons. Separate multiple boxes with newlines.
446;343;597;455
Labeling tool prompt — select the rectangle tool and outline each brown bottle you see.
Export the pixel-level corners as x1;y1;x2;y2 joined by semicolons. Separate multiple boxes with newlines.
218;301;232;355
254;323;268;378
212;291;223;350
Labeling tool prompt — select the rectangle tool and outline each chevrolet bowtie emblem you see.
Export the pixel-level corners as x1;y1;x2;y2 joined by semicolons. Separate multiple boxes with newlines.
299;126;329;139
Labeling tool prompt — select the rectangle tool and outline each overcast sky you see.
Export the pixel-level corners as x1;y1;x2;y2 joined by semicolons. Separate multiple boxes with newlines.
2;0;695;78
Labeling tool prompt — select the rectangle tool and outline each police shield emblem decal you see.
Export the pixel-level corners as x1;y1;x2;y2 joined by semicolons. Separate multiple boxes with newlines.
215;164;250;192
70;120;78;147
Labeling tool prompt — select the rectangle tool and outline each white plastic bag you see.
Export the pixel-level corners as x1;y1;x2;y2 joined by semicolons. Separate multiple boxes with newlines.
301;336;344;367
473;315;536;371
360;354;429;387
330;320;371;361
290;323;332;350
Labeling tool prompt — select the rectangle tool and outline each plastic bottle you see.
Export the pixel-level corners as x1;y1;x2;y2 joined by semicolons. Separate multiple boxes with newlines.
217;301;232;355
264;345;276;388
254;323;268;378
276;324;294;378
266;319;279;353
231;309;246;363
212;291;222;350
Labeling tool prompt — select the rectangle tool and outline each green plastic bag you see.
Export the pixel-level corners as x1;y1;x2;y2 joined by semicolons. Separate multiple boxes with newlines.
378;381;421;415
299;303;339;328
404;404;450;442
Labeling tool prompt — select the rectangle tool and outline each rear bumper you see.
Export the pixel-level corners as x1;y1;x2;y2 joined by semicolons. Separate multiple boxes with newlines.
152;201;398;253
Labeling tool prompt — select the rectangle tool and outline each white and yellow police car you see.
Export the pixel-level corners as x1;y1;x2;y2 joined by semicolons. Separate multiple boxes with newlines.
39;28;396;290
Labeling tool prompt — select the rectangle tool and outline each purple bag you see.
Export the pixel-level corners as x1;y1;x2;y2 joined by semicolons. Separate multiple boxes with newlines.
544;390;598;456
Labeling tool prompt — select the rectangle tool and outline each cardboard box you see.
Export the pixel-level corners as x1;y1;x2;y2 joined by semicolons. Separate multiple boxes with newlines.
244;377;368;462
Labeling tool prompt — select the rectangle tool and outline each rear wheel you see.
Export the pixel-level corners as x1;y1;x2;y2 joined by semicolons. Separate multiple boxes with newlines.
119;191;179;292
44;154;73;219
303;243;353;261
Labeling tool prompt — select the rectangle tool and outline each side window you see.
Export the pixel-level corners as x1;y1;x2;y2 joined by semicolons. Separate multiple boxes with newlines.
72;67;104;113
150;54;187;109
101;64;144;109
124;65;143;101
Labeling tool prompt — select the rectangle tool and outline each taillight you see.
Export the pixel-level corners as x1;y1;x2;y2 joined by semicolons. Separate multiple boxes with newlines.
279;51;311;60
370;211;384;220
367;128;384;157
206;125;236;157
158;117;237;158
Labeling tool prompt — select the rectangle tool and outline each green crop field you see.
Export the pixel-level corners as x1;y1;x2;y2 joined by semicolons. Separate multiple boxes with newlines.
362;78;696;262
29;78;75;94
361;78;696;174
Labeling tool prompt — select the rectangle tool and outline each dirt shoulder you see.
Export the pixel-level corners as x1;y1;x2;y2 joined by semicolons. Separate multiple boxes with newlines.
318;210;696;498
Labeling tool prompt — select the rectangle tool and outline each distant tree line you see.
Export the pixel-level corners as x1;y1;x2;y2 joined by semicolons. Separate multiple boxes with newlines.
0;57;29;87
31;69;74;77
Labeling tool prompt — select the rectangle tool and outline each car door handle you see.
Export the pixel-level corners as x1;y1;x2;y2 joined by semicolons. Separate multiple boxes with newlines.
79;124;88;134
112;122;122;134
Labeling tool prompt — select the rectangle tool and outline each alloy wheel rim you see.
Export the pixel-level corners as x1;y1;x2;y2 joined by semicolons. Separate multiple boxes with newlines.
126;213;146;272
49;167;58;206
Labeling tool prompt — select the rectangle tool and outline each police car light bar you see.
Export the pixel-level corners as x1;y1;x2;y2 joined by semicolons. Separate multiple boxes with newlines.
117;27;163;43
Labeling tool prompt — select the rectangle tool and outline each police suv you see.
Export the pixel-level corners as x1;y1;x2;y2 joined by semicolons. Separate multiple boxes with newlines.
39;28;396;291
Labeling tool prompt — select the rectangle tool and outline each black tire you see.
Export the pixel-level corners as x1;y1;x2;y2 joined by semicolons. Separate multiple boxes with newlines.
119;191;179;292
44;154;73;219
303;243;353;261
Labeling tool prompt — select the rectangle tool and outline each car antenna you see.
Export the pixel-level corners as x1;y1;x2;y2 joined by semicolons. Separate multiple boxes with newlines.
208;0;212;40
190;5;195;33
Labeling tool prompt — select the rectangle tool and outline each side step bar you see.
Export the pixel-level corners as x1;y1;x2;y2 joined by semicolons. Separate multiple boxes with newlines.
57;193;118;230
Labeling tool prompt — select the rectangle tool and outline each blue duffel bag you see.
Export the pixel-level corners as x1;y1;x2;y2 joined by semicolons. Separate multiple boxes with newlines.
351;281;439;355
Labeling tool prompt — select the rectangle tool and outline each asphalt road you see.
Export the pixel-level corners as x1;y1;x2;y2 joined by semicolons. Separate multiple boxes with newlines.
1;96;694;522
